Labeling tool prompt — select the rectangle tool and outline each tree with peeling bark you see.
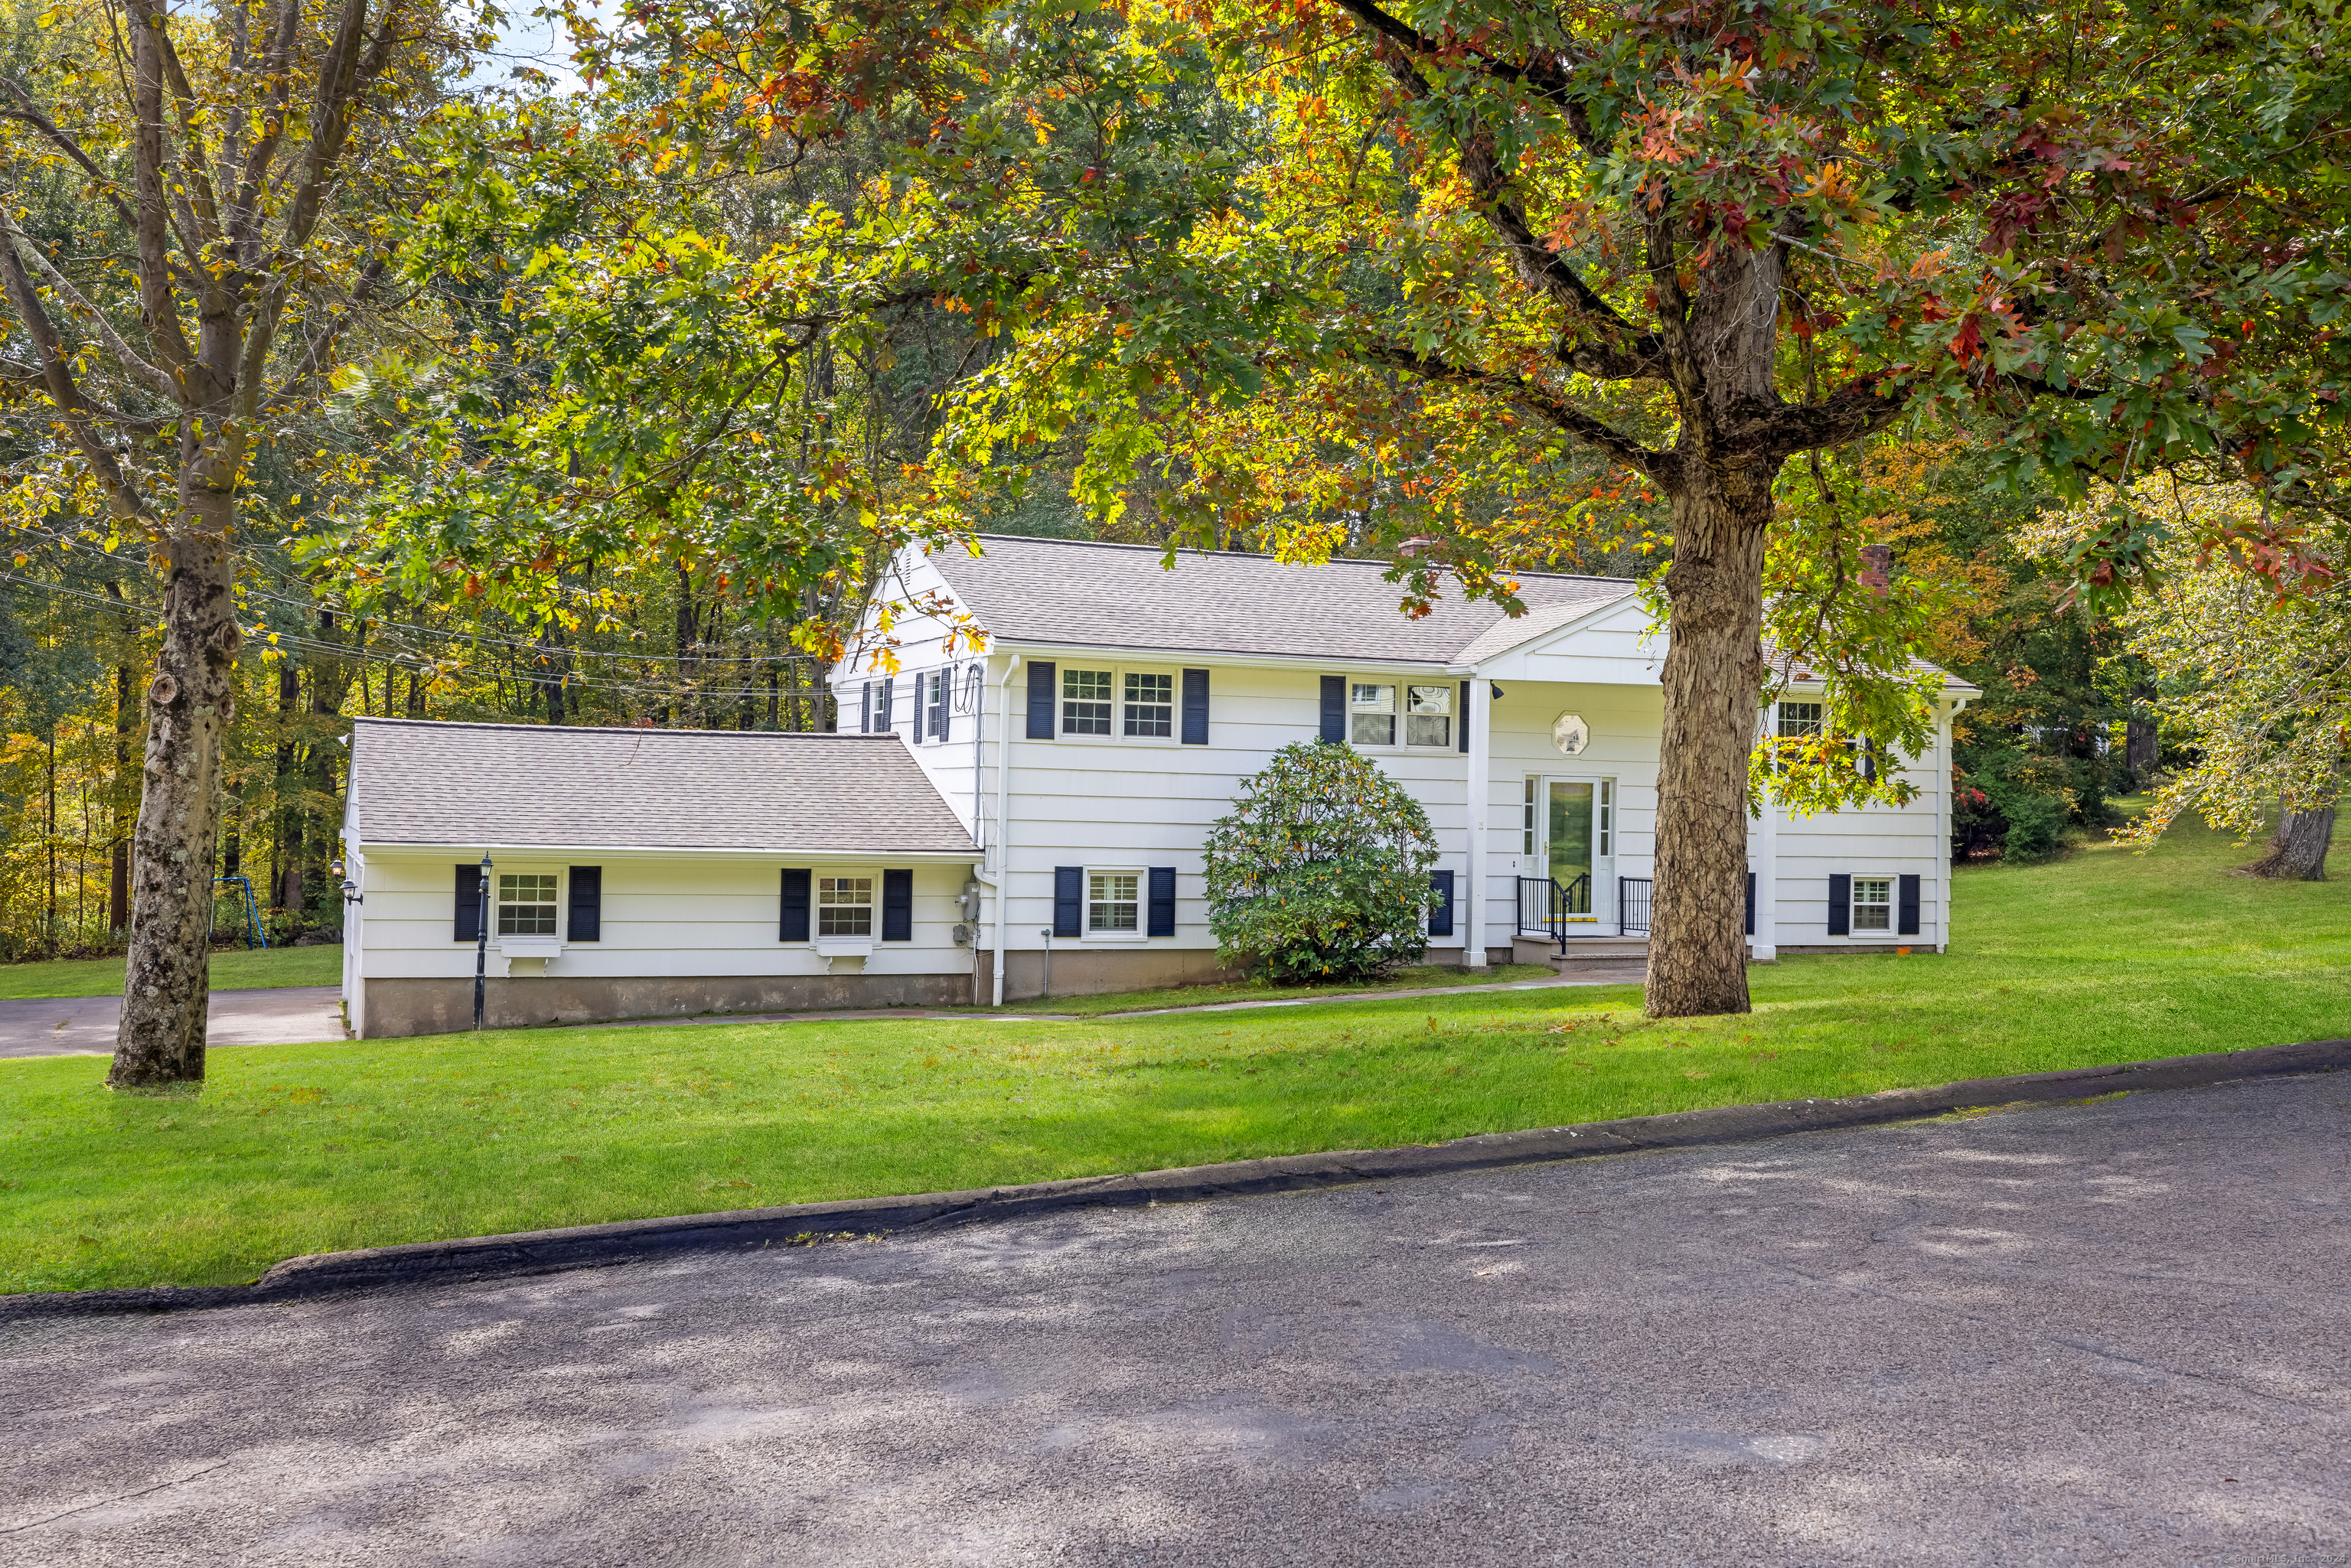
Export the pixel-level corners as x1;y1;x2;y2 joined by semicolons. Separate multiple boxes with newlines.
934;0;2351;1016
0;0;481;1085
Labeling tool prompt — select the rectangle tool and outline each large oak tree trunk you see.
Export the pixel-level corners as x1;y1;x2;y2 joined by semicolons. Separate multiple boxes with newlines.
110;523;241;1087
2246;806;2335;881
1647;473;1773;1018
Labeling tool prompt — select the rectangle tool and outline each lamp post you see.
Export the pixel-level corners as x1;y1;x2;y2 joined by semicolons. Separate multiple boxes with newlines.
473;852;493;1031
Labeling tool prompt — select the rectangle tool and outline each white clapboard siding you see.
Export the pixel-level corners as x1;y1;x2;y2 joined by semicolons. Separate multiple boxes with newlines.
831;543;1972;963
352;852;972;980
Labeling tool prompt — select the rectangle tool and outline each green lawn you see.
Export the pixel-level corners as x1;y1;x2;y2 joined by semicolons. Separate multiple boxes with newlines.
5;813;2346;1296
1032;962;1560;1015
0;943;341;1000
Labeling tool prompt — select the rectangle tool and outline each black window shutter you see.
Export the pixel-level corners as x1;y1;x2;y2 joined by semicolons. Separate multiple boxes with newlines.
878;677;894;732
454;863;481;942
911;675;924;742
882;869;913;941
1027;661;1057;739
1428;869;1456;937
779;868;810;941
859;681;872;734
1458;681;1471;754
569;866;602;942
1053;865;1082;937
1147;867;1176;936
1181;669;1209;745
1319;675;1345;742
1745;869;1756;937
1828;872;1851;936
1898;873;1921;936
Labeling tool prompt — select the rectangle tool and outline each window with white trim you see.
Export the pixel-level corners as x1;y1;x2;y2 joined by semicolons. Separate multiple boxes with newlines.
1064;669;1114;735
1598;778;1614;856
1523;776;1537;856
1778;701;1824;738
1851;877;1893;932
1123;672;1173;737
1087;871;1140;933
497;873;558;936
819;876;874;937
1350;682;1397;745
927;670;949;741
1404;684;1453;748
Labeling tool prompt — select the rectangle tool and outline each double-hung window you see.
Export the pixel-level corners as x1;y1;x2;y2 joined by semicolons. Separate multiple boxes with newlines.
1778;701;1824;740
927;670;949;742
1404;684;1453;748
1850;877;1893;932
1063;669;1114;735
1123;673;1173;737
1350;682;1397;745
497;873;558;936
1088;872;1140;933
818;876;874;937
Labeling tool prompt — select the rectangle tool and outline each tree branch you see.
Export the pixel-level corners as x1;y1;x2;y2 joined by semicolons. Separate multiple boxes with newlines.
1361;341;1678;485
121;0;201;393
1325;0;1602;155
0;78;139;233
0;240;166;520
0;210;178;401
1738;372;1909;463
231;0;305;263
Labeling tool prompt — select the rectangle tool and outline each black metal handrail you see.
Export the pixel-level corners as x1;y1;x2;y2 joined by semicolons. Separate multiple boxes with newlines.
1619;877;1652;937
1515;873;1592;953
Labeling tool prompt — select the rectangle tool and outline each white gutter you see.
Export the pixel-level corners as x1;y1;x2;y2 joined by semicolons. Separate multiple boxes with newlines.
991;652;1022;1007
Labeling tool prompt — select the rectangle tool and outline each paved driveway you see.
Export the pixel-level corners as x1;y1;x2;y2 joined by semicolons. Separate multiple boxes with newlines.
4;1073;2346;1566
0;986;344;1058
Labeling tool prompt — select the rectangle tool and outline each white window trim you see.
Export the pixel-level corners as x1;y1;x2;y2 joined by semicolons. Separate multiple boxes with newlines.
923;668;952;745
491;862;564;954
813;868;881;947
1345;673;1456;751
1850;875;1896;936
1054;663;1182;745
1082;865;1149;940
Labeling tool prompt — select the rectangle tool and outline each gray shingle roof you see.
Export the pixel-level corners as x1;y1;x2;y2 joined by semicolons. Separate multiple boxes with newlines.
348;720;979;855
929;535;1636;665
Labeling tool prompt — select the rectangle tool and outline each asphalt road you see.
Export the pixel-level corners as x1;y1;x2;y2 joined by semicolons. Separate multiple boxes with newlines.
0;986;344;1058
5;1072;2346;1566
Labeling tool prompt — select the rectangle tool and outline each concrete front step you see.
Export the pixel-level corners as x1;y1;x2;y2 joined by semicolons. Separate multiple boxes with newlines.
1511;934;1651;968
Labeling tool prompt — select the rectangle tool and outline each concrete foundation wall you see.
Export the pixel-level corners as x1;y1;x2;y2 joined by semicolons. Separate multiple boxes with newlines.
360;971;977;1038
981;947;1242;1001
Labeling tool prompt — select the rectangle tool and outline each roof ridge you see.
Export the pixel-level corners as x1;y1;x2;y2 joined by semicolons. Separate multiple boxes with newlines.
350;717;890;739
957;533;1635;588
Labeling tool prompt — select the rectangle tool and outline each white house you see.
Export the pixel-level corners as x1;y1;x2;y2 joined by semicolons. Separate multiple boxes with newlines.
337;724;983;1038
338;534;1975;1036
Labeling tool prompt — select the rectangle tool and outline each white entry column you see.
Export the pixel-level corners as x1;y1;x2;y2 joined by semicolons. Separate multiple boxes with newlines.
1465;674;1492;968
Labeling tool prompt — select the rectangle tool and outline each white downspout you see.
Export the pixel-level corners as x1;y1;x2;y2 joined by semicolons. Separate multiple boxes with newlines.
990;653;1022;1006
1465;673;1492;968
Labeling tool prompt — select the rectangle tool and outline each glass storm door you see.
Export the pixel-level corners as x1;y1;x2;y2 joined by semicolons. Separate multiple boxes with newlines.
1541;777;1616;930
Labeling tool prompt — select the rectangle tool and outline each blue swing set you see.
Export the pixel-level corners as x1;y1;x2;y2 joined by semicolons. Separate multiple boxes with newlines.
212;874;268;950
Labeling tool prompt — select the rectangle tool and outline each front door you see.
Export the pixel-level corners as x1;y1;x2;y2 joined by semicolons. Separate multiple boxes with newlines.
1541;777;1616;934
